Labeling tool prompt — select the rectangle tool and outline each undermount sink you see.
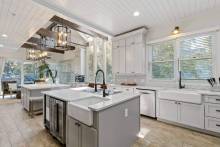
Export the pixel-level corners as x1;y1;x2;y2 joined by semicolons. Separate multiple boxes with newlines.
67;96;109;126
72;87;123;96
158;89;202;104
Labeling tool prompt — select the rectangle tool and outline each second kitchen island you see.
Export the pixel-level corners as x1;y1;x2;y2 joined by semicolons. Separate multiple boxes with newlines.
42;87;140;147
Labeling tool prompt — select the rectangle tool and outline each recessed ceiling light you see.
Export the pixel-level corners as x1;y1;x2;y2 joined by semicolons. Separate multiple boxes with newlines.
2;34;8;38
0;44;4;48
133;11;140;17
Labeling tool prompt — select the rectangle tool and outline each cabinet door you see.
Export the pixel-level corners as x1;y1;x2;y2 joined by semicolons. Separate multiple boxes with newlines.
134;43;145;74
66;117;80;147
179;102;204;129
119;46;126;74
112;46;126;74
81;123;97;147
112;48;120;74
158;99;178;122
126;44;135;73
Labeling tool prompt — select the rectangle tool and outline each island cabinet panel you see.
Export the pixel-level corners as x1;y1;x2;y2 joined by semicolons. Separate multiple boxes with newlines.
97;97;140;147
81;123;97;147
66;116;97;147
66;117;80;147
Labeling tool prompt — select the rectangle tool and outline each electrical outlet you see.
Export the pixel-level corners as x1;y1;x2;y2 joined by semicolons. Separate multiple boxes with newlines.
125;108;128;117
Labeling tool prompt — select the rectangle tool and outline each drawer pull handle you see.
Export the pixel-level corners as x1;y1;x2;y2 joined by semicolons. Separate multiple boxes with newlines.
216;124;220;127
216;99;220;101
216;110;220;112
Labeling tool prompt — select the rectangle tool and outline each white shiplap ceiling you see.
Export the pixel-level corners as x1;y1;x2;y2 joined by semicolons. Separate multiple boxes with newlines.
0;0;55;51
33;0;220;36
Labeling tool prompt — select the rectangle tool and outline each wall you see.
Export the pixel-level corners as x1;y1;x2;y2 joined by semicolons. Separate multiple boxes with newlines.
145;7;220;89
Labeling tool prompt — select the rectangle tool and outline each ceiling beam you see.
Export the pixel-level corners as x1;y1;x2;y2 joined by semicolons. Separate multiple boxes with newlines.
21;43;65;54
26;37;76;52
50;15;108;40
36;28;57;38
46;22;57;30
27;37;85;48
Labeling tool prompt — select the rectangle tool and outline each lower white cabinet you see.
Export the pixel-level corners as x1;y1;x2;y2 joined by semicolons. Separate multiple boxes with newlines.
205;117;220;133
204;94;220;133
66;116;97;147
159;99;178;122
158;99;204;129
179;102;204;129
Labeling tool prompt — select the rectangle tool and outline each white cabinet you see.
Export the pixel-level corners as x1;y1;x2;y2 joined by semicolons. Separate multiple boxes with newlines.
158;99;178;122
112;28;147;75
112;39;126;74
204;94;220;133
179;102;204;129
205;117;220;133
66;116;97;147
125;35;146;74
158;99;204;129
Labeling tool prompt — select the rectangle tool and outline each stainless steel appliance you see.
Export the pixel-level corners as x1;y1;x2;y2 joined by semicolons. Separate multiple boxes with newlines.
44;96;66;144
136;88;156;118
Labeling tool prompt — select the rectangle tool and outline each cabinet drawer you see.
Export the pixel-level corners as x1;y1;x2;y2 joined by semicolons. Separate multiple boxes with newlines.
204;95;220;104
205;103;220;119
205;117;220;133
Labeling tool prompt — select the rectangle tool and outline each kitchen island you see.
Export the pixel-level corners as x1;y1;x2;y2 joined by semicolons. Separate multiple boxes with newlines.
42;87;140;147
21;84;70;113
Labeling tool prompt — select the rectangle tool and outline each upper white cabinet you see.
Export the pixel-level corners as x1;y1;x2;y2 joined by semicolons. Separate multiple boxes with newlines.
112;28;147;75
112;39;126;74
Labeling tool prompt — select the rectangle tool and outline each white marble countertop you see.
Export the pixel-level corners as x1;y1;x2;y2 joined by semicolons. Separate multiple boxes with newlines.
88;92;140;111
157;88;220;96
21;84;70;90
111;84;165;91
42;87;140;111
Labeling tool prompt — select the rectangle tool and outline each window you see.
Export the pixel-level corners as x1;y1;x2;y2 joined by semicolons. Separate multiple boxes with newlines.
180;34;214;79
149;32;215;81
86;37;112;83
23;63;36;84
150;40;175;79
2;60;22;84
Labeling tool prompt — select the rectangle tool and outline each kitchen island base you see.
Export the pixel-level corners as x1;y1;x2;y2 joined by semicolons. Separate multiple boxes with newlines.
66;97;140;147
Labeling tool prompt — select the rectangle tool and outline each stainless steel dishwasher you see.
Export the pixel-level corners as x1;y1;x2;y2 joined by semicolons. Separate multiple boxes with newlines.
136;88;156;118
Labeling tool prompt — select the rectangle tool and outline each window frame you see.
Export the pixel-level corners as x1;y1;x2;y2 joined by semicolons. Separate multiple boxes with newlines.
148;39;177;81
148;31;216;81
177;32;215;80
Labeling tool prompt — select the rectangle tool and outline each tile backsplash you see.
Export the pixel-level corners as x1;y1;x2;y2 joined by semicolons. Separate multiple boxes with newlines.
114;74;146;86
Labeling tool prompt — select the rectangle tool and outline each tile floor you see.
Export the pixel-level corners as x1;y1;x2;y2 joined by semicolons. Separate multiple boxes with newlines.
0;100;220;147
